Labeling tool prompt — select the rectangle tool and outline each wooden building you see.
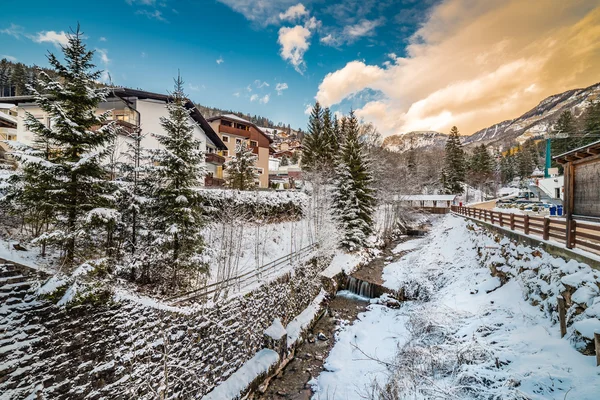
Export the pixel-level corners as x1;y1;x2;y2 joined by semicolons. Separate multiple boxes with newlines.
555;139;600;220
555;140;600;249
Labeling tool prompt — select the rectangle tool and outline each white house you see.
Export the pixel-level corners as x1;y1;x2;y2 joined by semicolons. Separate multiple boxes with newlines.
0;88;228;186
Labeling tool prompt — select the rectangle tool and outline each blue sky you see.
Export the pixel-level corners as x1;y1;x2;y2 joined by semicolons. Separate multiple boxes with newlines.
0;0;433;130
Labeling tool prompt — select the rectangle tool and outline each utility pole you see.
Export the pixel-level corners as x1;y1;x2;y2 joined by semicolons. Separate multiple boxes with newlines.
544;137;551;178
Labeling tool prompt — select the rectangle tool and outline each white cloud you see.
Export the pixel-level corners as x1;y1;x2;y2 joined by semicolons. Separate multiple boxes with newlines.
126;0;157;5
275;82;288;95
99;36;107;42
259;94;270;104
216;56;224;64
136;9;167;22
31;30;69;47
316;0;600;137
246;84;253;92
320;18;384;46
254;80;270;88
233;92;240;97
1;55;17;62
141;51;147;58
278;24;312;74
188;83;201;91
250;94;259;102
304;104;313;115
1;23;24;39
96;49;110;65
216;0;306;25
279;3;308;21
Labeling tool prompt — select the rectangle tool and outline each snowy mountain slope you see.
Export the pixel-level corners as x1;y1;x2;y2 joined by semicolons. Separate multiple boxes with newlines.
382;131;448;153
463;81;600;147
383;82;600;153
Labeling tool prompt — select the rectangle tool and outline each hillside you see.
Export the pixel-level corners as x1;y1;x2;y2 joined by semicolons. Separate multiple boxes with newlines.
464;82;600;147
382;131;448;152
383;82;600;153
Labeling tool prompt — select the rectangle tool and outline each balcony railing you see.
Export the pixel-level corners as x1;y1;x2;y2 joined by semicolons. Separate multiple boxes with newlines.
205;176;225;187
205;153;225;165
219;124;250;138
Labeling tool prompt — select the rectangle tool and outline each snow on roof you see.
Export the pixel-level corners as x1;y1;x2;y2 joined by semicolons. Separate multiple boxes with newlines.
0;112;17;125
0;103;16;109
394;194;457;201
222;113;252;124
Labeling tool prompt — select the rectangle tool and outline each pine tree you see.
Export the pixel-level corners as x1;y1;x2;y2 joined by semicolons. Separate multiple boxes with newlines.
8;26;116;264
582;101;600;147
10;63;28;96
225;141;259;190
441;126;465;194
467;144;494;192
551;110;578;169
301;101;323;171
332;111;376;251
146;74;207;287
321;107;337;170
500;154;515;184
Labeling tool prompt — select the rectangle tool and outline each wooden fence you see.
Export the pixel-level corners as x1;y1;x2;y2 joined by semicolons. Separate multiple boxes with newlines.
451;206;600;256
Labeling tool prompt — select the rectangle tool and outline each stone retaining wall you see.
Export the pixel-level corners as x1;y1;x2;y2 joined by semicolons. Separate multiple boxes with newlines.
0;257;328;399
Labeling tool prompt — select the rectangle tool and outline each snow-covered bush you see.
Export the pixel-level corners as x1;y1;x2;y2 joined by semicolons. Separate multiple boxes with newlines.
196;188;307;221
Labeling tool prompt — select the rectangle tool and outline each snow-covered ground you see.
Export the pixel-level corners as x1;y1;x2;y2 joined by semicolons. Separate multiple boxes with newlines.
313;215;600;400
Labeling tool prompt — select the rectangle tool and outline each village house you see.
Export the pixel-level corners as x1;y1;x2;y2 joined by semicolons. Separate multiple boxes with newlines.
0;88;228;186
206;114;273;188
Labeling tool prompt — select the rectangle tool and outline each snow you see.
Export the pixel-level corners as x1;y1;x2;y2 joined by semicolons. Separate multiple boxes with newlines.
202;348;279;400
314;215;600;400
286;289;327;347
319;252;362;279
572;319;600;340
264;318;287;340
391;238;424;254
312;304;409;399
113;289;194;315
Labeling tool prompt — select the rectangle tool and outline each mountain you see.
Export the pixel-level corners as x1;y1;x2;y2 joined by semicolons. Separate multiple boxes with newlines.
383;82;600;153
463;82;600;147
382;131;448;152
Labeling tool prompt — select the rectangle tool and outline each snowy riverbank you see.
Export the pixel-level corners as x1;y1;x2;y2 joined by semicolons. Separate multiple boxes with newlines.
312;215;600;400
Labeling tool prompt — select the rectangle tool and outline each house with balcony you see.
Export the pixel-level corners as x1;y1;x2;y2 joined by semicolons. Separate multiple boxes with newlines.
0;88;228;186
206;114;273;188
0;104;18;167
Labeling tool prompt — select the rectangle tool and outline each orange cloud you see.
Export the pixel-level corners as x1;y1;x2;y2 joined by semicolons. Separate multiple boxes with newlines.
316;0;600;136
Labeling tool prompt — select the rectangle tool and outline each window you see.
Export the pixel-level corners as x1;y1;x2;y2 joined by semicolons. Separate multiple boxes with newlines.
236;138;242;145
222;150;228;157
250;140;258;147
256;168;264;175
222;135;229;142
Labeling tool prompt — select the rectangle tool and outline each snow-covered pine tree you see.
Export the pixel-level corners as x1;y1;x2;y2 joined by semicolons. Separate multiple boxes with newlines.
146;74;207;287
224;141;259;190
332;110;376;251
301;101;323;171
8;25;116;264
321;107;336;170
441;126;465;194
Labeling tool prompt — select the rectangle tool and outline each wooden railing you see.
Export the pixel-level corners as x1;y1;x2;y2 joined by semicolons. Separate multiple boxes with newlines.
451;206;600;255
205;153;225;165
219;124;250;138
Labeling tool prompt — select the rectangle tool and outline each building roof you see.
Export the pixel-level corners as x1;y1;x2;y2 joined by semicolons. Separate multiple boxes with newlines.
0;88;227;150
554;139;600;164
394;194;457;202
0;112;17;127
206;114;274;144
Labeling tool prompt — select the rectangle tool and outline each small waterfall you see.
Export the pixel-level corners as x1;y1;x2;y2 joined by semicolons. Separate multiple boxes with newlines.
345;276;374;298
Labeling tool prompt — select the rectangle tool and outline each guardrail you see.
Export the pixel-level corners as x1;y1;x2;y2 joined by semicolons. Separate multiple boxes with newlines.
451;206;600;256
168;243;318;305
